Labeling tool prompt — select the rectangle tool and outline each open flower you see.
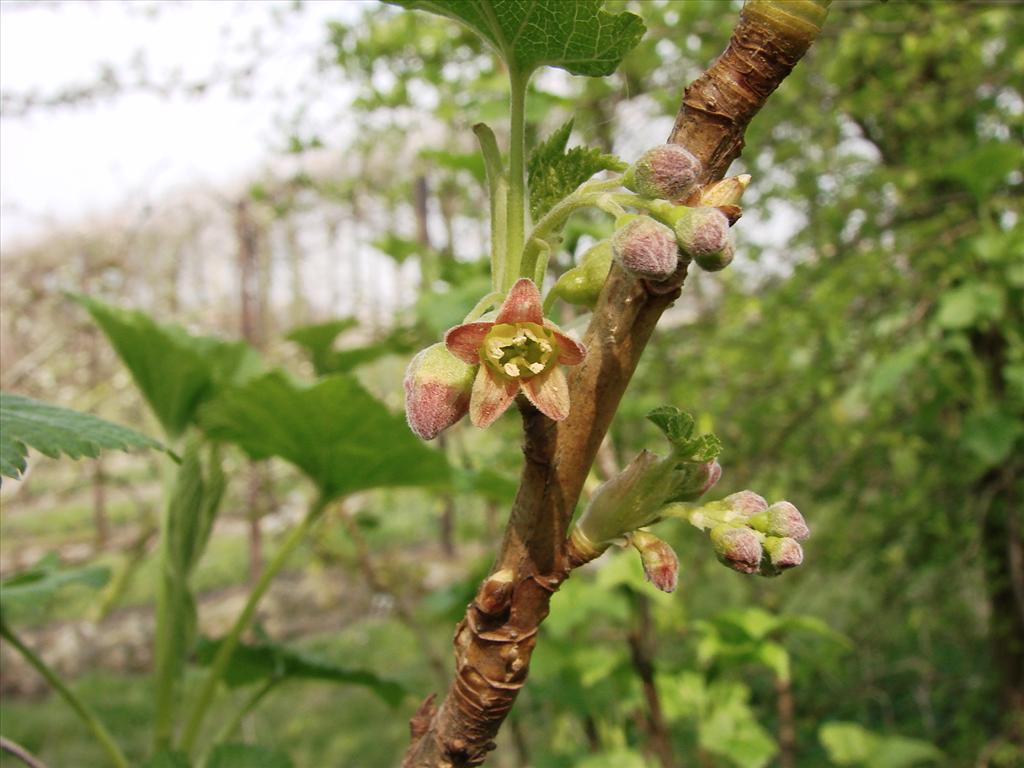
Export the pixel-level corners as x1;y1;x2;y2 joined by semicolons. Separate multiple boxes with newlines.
445;278;586;427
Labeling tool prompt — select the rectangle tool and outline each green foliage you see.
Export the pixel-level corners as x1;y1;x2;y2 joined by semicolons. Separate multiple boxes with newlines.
0;391;166;480
527;118;625;219
195;636;406;708
142;753;191;768
387;0;645;78
198;372;450;500
0;552;110;615
286;319;414;376
819;722;943;767
207;743;293;768
76;296;261;439
647;406;722;462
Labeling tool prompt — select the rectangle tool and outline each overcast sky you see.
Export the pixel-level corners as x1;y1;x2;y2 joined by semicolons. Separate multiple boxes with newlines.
0;0;362;248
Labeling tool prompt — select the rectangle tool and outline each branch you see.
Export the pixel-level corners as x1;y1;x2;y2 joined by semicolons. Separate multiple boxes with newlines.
401;3;831;765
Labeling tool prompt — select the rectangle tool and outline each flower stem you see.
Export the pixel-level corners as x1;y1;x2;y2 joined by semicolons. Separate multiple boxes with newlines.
179;494;330;754
504;69;528;289
0;619;128;768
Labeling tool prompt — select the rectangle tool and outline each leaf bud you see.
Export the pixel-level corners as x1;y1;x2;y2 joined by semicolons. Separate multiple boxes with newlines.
611;214;679;280
722;490;769;518
476;568;515;615
624;144;703;201
552;240;612;308
403;342;475;440
709;524;763;574
748;501;810;541
684;175;752;224
761;536;804;575
629;531;679;593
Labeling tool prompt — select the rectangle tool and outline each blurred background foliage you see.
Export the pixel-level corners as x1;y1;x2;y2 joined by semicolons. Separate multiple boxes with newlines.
0;1;1021;766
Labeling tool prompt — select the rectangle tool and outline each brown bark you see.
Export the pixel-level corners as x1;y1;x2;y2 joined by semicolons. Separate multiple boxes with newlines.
402;3;830;765
775;676;797;768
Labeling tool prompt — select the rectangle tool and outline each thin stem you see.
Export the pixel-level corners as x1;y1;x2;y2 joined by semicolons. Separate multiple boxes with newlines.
504;69;528;289
0;621;128;768
0;736;48;768
474;123;508;292
180;494;330;754
463;291;505;322
202;678;279;764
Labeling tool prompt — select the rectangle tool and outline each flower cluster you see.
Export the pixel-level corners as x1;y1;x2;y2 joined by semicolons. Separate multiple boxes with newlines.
405;278;586;439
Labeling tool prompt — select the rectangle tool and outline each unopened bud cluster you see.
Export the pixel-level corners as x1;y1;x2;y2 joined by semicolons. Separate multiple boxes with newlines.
683;491;809;577
615;145;749;281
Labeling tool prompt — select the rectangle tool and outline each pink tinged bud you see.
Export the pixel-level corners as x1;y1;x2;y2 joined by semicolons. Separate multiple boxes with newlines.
674;207;731;262
611;215;680;280
723;490;769;518
750;501;810;541
625;144;703;201
763;536;804;573
476;568;515;615
404;343;475;440
696;460;722;496
630;531;680;593
710;525;763;574
694;240;735;273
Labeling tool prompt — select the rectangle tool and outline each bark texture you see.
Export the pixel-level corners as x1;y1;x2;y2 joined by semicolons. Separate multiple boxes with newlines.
402;2;831;765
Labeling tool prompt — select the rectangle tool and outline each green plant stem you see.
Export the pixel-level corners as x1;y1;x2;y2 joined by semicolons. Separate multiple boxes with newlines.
199;679;279;766
474;123;508;292
180;494;330;754
0;619;128;768
519;178;623;280
463;291;505;322
504;69;528;289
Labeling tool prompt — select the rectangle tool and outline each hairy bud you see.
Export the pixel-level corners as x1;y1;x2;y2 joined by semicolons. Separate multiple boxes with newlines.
611;215;679;280
693;240;735;273
762;536;804;575
723;490;769;517
403;343;475;440
624;144;703;201
710;525;763;574
672;206;731;261
630;531;680;593
749;501;810;541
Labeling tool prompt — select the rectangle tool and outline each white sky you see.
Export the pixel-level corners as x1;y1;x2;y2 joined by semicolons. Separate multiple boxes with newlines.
0;0;363;248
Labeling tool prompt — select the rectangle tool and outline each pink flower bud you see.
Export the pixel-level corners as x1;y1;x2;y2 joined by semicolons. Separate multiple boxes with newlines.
695;460;722;496
693;240;735;273
763;536;804;573
750;501;810;541
630;531;679;593
673;207;730;261
625;144;703;201
403;343;475;440
611;215;679;280
723;490;769;517
710;525;763;574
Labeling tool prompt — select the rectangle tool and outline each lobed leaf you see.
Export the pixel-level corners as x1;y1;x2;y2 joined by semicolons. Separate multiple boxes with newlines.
387;0;645;78
528;119;626;219
76;295;261;438
195;637;406;708
198;372;450;500
0;391;167;481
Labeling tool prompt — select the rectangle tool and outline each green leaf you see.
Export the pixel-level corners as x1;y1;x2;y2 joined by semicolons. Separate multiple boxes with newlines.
934;283;1005;331
286;320;414;376
0;553;110;613
387;0;645;78
647;406;722;462
528;118;626;219
700;680;778;768
0;391;167;481
961;409;1023;469
195;637;406;708
285;319;359;374
372;233;424;264
198;372;450;500
206;744;293;768
821;722;877;765
872;737;944;768
76;296;261;438
142;752;191;768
